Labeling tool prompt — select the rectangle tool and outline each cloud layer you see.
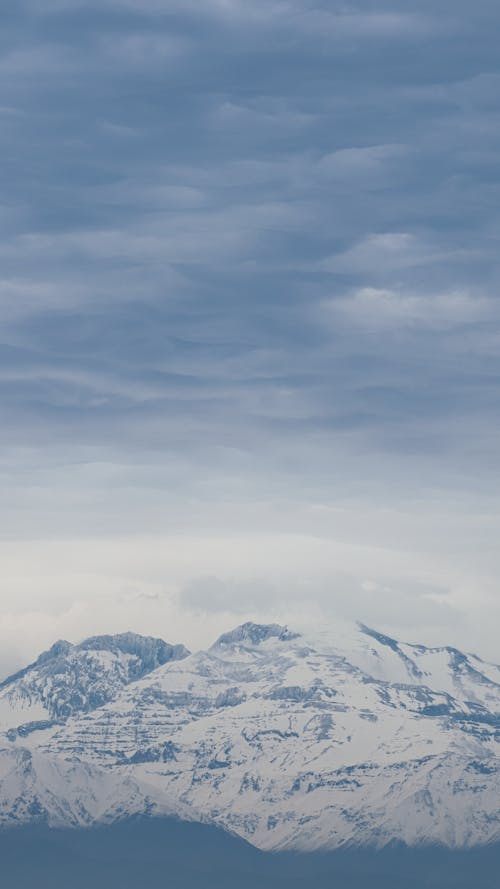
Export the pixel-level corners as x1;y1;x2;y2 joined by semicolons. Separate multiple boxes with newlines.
1;1;500;668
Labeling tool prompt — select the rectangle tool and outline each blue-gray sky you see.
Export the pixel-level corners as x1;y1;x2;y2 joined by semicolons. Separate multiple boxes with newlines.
1;0;500;668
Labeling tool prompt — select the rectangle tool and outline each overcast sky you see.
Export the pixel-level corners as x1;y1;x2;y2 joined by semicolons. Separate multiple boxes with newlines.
1;0;500;671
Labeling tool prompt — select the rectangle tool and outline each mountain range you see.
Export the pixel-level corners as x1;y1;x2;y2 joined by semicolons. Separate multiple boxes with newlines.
0;621;498;852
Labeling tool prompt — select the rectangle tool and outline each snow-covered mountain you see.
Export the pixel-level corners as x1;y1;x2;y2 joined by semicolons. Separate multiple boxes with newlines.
0;622;498;851
0;632;190;737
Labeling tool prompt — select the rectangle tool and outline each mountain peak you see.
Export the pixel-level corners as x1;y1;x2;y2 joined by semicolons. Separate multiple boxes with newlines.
76;632;190;669
0;631;190;731
213;622;300;648
35;639;73;666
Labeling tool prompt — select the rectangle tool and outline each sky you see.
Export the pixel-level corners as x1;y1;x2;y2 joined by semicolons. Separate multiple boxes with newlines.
1;0;500;671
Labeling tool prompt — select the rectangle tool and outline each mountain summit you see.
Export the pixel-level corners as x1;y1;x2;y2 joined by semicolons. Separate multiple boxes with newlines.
0;631;190;736
0;621;498;850
213;622;299;647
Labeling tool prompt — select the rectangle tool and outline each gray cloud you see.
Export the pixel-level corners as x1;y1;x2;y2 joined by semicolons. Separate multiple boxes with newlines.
179;572;460;632
0;0;500;660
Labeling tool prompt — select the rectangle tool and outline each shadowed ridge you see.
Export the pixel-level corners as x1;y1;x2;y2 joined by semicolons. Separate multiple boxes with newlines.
358;623;424;679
